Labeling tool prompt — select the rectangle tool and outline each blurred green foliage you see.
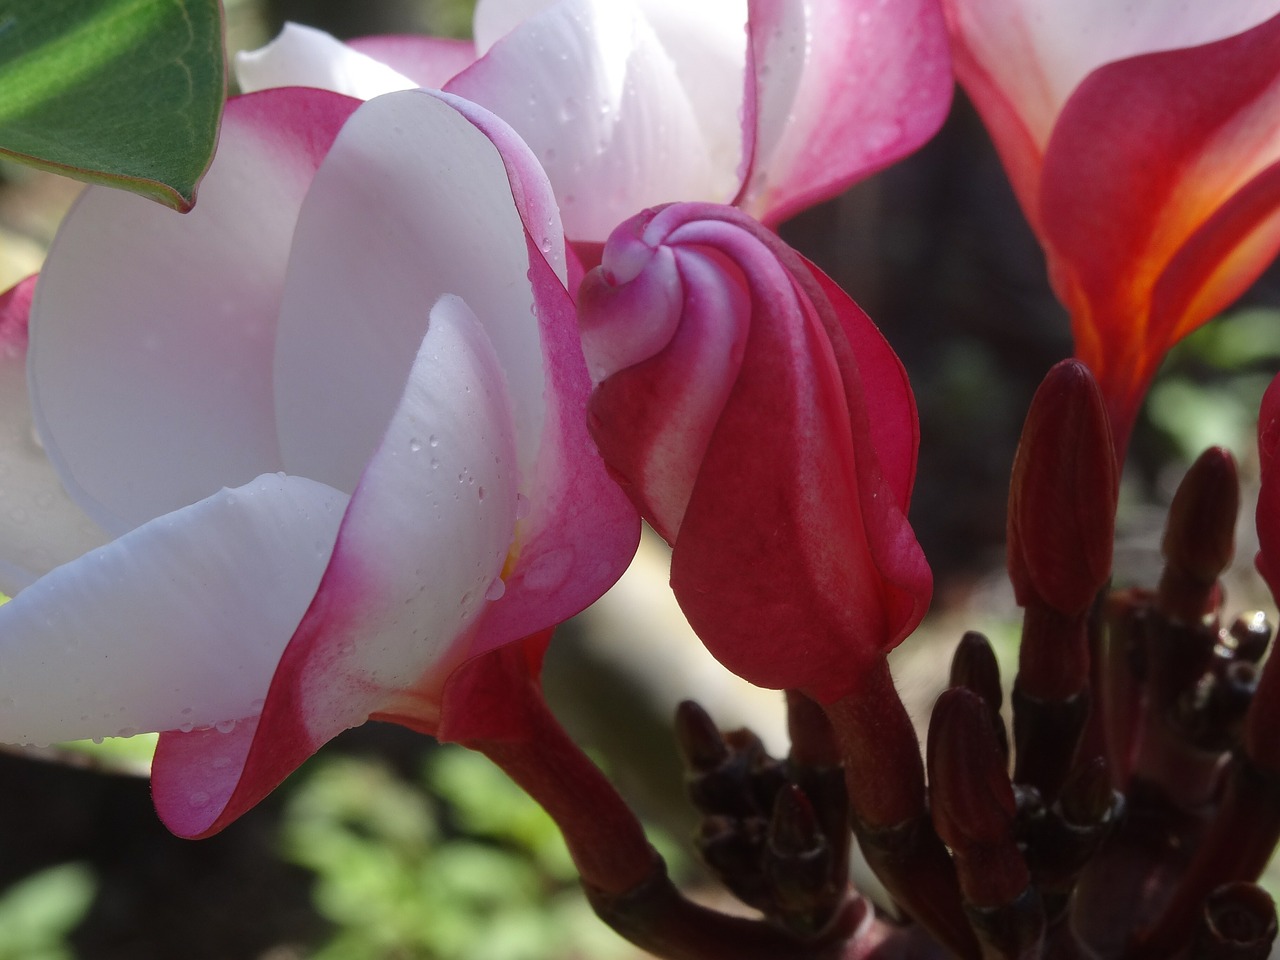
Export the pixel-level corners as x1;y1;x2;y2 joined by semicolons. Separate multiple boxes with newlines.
1147;306;1280;462
0;863;95;960
281;748;638;960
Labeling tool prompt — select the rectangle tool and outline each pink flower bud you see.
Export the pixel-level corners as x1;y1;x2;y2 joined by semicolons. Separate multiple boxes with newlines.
580;203;931;703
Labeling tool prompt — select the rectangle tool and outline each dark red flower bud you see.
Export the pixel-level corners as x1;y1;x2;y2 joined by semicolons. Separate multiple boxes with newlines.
1007;359;1118;617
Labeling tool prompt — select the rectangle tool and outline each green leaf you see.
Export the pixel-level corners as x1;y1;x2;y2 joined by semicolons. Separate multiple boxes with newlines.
0;0;225;211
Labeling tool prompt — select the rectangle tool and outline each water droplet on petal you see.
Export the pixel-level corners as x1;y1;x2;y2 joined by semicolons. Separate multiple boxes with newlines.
485;577;506;601
215;719;236;734
429;435;440;448
409;437;423;453
179;722;195;734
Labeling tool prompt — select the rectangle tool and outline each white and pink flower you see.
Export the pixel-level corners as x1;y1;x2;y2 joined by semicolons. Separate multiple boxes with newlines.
237;0;954;245
0;86;637;837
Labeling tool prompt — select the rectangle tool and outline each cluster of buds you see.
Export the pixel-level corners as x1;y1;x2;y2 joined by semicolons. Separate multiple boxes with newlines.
631;358;1280;960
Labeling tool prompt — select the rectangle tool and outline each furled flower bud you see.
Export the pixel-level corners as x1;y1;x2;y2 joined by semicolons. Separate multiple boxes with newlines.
579;202;931;703
1007;359;1118;617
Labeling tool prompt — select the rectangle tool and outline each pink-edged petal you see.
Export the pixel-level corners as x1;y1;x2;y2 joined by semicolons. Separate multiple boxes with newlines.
741;0;952;226
447;0;723;241
460;235;640;655
271;86;638;667
235;23;418;98
29;89;359;535
154;299;520;838
273;89;550;494
427;97;642;655
347;35;478;88
944;0;1280;219
808;265;920;511
0;472;345;746
1038;11;1280;429
0;278;107;594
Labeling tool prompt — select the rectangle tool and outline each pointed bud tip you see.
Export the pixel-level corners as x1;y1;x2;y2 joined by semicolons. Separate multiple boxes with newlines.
1161;447;1239;594
675;700;729;771
1008;360;1117;616
950;631;1003;709
927;688;1016;849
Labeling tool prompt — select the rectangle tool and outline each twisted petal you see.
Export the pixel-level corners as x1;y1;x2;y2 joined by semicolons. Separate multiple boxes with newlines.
582;204;929;701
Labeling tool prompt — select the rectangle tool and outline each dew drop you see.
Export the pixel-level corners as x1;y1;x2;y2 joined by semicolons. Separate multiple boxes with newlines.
179;722;195;734
215;719;237;734
477;486;486;502
91;736;104;745
409;437;423;453
430;457;440;470
485;577;506;601
116;727;137;739
428;434;440;448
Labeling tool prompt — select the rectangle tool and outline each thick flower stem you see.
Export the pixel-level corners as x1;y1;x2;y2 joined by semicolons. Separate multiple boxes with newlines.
588;864;867;960
825;658;980;960
469;665;860;960
471;704;661;897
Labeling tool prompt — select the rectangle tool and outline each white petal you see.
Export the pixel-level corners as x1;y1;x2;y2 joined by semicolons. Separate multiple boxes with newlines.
272;89;545;494
236;23;418;98
473;0;561;52
0;333;107;594
0;473;346;746
448;0;723;241
30;91;357;534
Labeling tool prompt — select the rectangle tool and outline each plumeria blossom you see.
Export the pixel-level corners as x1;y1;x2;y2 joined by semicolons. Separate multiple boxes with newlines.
943;0;1280;446
578;202;932;703
236;0;953;246
0;86;637;838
